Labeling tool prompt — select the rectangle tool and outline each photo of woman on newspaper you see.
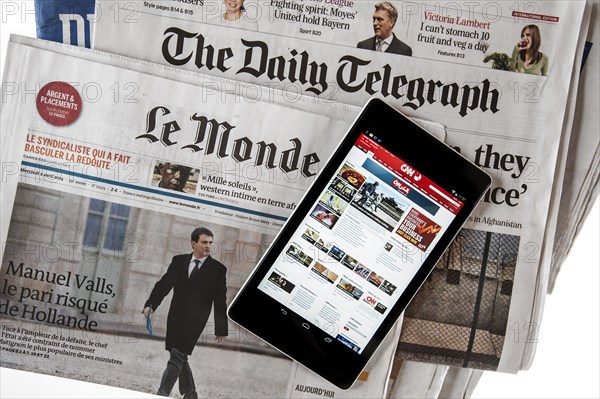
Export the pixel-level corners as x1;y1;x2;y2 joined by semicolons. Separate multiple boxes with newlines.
223;0;245;21
511;24;549;76
211;0;258;31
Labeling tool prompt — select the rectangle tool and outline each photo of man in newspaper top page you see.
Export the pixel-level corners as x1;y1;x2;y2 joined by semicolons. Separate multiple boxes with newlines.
91;0;586;378
0;35;403;398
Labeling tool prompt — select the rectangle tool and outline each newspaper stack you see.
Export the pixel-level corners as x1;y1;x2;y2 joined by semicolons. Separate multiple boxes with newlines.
0;0;597;398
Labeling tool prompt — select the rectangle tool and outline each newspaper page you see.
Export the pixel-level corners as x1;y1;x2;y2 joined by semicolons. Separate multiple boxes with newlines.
92;0;587;373
0;35;408;397
2;35;462;399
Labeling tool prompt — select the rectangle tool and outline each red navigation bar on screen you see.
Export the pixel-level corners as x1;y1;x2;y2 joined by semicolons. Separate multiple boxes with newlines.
356;133;463;214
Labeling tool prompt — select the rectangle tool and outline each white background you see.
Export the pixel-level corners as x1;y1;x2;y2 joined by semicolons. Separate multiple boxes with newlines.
1;2;599;397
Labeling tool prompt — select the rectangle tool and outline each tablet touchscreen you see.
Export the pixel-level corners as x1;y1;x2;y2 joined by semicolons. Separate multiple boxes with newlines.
256;131;465;354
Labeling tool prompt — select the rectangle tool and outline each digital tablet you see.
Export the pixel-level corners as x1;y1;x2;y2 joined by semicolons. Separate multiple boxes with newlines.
228;98;491;389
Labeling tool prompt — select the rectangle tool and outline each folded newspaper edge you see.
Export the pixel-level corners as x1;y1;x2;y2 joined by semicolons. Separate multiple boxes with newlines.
548;0;600;293
519;1;593;370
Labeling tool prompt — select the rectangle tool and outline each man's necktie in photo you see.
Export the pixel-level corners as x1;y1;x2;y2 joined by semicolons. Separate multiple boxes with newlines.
190;259;201;279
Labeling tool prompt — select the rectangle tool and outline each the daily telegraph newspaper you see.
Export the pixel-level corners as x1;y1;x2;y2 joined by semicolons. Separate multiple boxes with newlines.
0;35;412;397
92;0;587;375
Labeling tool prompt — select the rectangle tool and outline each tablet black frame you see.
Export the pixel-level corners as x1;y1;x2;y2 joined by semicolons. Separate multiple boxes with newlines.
228;98;491;389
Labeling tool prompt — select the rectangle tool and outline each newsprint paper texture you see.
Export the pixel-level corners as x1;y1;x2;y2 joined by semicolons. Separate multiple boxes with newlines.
0;36;405;397
92;0;587;373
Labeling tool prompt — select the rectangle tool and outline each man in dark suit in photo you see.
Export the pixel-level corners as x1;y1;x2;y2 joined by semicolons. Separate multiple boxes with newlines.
143;227;228;399
357;2;412;56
